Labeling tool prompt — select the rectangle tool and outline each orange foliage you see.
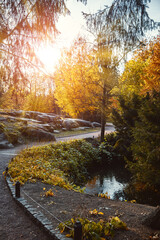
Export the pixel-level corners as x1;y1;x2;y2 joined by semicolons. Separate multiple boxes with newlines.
136;36;160;93
120;35;160;97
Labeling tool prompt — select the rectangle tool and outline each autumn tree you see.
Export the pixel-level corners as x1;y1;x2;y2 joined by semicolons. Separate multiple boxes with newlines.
54;37;118;141
119;36;160;99
139;36;160;93
112;36;160;159
54;38;99;115
82;0;158;141
0;0;87;109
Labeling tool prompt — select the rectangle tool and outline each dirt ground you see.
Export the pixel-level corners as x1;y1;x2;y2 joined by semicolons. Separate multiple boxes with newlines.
21;181;160;240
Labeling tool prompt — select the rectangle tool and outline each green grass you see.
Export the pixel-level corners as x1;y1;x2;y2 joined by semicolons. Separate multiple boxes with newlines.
54;127;101;138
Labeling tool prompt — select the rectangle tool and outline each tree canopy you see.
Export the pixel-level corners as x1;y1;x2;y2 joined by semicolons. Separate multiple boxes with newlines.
111;36;160;204
0;0;87;45
119;36;160;98
0;0;87;110
54;37;118;141
83;0;158;51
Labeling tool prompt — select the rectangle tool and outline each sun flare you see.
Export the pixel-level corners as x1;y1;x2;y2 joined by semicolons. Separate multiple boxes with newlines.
36;44;61;73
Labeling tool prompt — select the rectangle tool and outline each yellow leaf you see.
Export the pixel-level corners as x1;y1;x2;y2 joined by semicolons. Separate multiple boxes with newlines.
66;233;72;238
98;212;104;215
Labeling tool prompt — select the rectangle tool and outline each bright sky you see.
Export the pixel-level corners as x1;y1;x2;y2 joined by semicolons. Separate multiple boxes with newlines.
37;0;160;73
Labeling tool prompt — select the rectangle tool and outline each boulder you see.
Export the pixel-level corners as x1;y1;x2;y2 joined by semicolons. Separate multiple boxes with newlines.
7;110;23;117
62;119;79;130
73;119;93;128
26;123;55;133
92;122;101;127
0;110;103;147
22;127;56;142
23;111;40;119
35;113;51;123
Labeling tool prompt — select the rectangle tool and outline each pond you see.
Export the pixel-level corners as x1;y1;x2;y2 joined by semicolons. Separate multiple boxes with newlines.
84;165;131;201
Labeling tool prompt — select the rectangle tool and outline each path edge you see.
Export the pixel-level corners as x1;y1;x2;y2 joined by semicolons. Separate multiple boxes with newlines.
5;177;71;240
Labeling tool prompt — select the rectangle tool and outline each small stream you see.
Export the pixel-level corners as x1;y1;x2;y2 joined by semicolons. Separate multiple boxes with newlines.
85;166;131;201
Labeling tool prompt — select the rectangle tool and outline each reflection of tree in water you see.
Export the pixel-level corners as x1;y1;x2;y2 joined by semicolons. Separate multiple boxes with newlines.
86;164;131;200
95;165;131;185
113;190;126;201
86;176;97;188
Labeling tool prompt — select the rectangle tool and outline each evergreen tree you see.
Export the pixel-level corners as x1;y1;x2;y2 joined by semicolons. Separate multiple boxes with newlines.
130;91;160;190
112;94;141;161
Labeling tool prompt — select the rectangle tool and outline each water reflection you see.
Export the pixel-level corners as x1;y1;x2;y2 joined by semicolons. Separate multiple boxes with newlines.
85;166;131;201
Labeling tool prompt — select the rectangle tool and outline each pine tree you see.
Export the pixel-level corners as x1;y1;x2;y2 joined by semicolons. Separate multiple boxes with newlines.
130;91;160;190
112;94;141;161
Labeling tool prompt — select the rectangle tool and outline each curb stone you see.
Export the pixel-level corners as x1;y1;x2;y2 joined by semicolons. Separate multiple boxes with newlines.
6;177;72;240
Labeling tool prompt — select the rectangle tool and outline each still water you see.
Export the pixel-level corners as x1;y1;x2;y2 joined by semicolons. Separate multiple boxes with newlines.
85;166;131;201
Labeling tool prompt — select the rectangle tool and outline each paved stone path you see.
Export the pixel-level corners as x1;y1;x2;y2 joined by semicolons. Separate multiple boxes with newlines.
0;126;114;239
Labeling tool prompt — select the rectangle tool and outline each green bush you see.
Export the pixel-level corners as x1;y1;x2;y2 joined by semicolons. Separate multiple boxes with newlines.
129;91;160;191
98;132;123;165
8;139;100;188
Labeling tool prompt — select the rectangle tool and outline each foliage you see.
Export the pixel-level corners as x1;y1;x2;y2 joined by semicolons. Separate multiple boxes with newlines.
112;94;142;162
8;139;99;189
54;37;118;142
129;91;160;192
119;36;160;100
98;192;110;199
113;37;160;162
111;92;160;205
0;121;23;144
89;209;104;216
111;37;160;204
0;0;87;112
44;188;54;197
54;37;100;117
23;92;55;113
83;0;158;51
58;216;127;239
99;132;123;164
138;36;160;93
119;57;146;99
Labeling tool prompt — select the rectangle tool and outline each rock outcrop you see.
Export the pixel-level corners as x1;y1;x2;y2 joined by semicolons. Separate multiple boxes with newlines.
0;109;101;148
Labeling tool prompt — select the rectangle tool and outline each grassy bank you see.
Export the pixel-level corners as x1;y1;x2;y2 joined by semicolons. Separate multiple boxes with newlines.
54;127;101;138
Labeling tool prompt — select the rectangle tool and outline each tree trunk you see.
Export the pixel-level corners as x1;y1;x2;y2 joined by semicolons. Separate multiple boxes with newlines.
100;113;106;142
100;83;106;142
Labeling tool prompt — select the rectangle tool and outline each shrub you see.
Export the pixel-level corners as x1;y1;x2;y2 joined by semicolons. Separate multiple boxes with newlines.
8;139;100;189
98;132;123;165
